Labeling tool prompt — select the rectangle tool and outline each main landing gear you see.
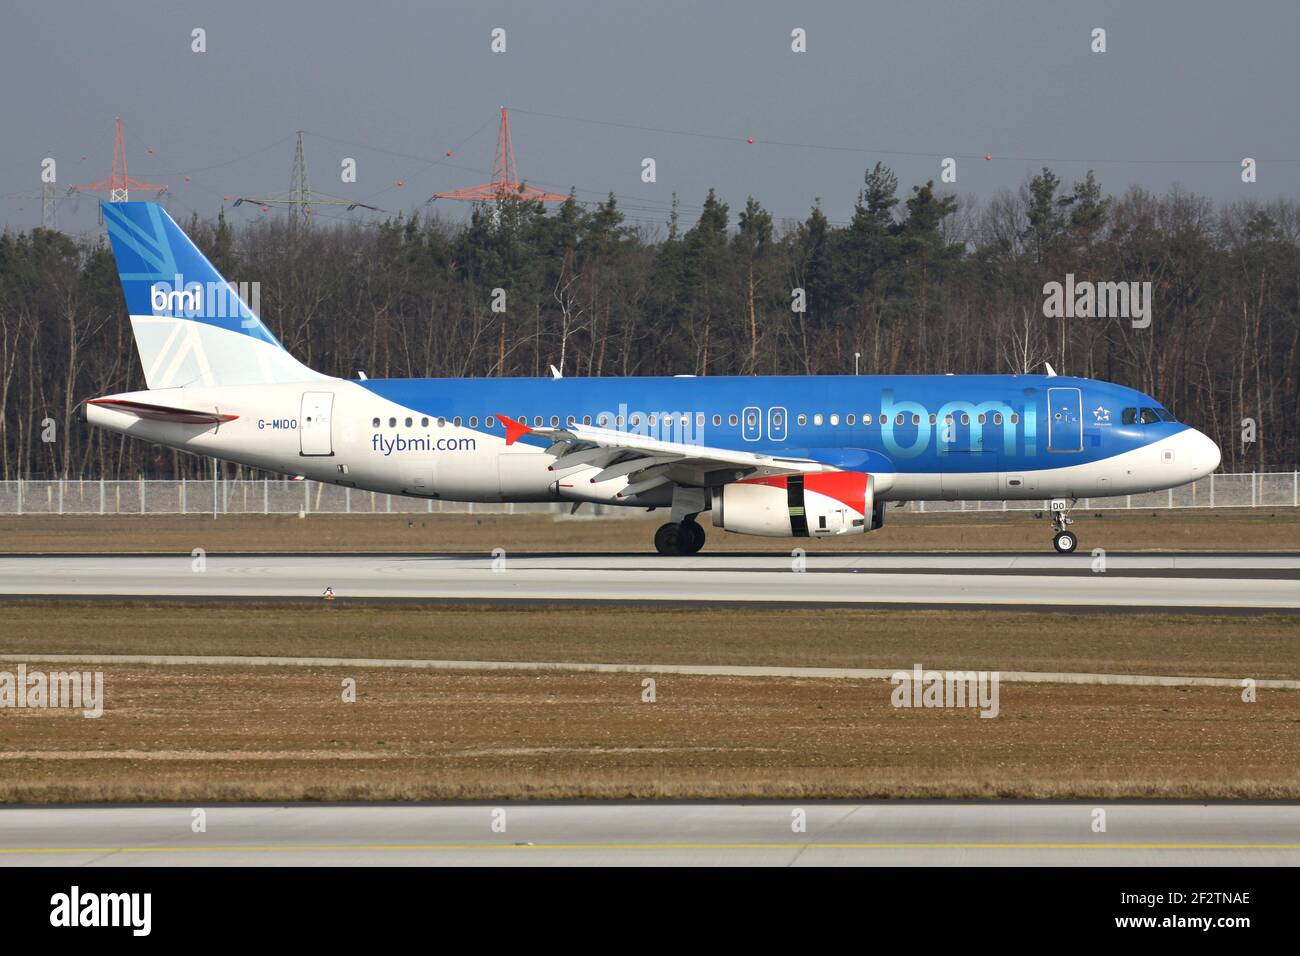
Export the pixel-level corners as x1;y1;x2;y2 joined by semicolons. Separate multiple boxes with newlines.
654;519;705;555
1049;498;1078;554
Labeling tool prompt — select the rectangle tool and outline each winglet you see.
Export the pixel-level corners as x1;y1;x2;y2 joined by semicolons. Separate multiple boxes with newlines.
1043;362;1058;377
498;414;532;446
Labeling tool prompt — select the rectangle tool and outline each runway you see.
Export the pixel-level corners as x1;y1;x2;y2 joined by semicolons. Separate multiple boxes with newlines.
8;652;1300;689
2;803;1296;866
0;552;1297;609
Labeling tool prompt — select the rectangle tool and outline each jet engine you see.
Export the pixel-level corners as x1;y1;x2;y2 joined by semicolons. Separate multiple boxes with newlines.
712;472;878;537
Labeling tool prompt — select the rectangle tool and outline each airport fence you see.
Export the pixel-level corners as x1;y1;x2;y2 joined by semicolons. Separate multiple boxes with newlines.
0;471;1295;517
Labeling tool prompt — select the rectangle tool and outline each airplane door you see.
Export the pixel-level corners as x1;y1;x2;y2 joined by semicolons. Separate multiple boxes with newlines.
742;405;762;442
299;391;334;456
768;406;787;442
1047;387;1082;453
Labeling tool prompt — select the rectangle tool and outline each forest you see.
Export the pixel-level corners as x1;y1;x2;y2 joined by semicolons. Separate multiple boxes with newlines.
0;163;1296;479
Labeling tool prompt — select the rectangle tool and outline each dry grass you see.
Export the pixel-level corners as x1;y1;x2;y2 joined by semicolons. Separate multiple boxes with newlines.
1;508;1298;553
1;601;1297;679
1;664;1297;802
3;596;1295;803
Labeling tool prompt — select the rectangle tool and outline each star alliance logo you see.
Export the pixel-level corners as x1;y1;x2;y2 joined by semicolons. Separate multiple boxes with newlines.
1093;406;1111;424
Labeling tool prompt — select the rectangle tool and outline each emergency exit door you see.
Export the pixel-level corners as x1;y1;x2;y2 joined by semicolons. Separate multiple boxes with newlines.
300;392;334;456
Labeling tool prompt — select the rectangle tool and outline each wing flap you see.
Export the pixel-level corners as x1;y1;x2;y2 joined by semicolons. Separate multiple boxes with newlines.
497;412;830;485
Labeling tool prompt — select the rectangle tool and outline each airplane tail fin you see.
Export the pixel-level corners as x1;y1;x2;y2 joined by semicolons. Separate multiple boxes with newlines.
102;201;326;389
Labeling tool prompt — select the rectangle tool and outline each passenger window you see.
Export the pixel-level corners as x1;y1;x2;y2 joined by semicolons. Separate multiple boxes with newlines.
1010;413;1019;425
828;413;839;426
566;416;575;426
813;413;824;426
912;414;921;425
584;416;592;425
895;414;904;426
797;414;807;426
421;417;429;427
928;414;936;425
550;416;559;427
846;414;855;425
993;413;1002;425
978;414;986;425
469;416;478;427
696;413;705;427
746;411;757;426
388;417;396;428
631;414;641;426
437;417;446;427
371;418;380;428
454;417;463;427
485;417;495;428
712;414;721;426
1122;408;1137;425
863;414;872;425
960;414;970;425
728;414;738;426
598;415;609;426
533;416;542;427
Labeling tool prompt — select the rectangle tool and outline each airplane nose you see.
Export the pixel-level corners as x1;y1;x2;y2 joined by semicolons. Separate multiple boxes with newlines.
1188;428;1221;477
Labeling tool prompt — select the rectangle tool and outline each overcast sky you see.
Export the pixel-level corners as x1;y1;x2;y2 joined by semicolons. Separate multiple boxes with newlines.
3;0;1297;235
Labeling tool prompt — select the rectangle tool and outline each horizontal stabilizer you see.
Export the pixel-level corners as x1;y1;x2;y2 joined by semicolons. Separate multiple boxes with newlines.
86;397;238;425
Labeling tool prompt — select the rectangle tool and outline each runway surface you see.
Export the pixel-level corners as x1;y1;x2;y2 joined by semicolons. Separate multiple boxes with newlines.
7;651;1299;689
1;552;1297;609
2;803;1296;866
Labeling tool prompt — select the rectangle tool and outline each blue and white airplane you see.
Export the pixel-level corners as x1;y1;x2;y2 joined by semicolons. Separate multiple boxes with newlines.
86;202;1221;554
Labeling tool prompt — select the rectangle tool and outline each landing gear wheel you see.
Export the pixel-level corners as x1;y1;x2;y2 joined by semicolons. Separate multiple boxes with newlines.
677;521;705;555
654;522;681;555
1047;497;1078;555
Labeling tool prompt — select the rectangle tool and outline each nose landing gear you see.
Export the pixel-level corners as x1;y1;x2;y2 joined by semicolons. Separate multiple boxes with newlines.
1049;498;1078;554
654;519;705;555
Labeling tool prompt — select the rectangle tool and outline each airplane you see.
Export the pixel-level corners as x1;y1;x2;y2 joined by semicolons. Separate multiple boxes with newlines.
85;201;1221;555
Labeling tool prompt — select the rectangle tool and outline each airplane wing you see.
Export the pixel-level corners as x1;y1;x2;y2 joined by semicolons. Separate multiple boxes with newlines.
86;398;238;425
497;414;833;498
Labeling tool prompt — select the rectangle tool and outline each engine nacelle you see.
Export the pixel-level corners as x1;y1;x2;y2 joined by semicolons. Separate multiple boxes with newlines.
712;472;876;538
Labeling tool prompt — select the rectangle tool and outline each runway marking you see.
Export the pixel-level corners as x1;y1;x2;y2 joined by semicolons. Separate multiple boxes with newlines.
3;653;1298;690
4;842;1300;854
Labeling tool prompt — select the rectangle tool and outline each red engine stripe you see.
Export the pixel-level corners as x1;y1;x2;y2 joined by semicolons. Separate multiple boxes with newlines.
804;472;869;516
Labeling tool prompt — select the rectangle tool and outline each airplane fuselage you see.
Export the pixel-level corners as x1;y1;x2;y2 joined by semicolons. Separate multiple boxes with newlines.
87;372;1221;509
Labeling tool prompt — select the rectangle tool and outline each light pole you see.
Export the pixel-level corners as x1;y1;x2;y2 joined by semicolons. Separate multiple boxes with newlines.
854;352;860;375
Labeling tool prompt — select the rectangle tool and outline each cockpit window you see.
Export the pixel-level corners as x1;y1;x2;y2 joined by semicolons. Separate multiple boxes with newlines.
1124;406;1176;425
